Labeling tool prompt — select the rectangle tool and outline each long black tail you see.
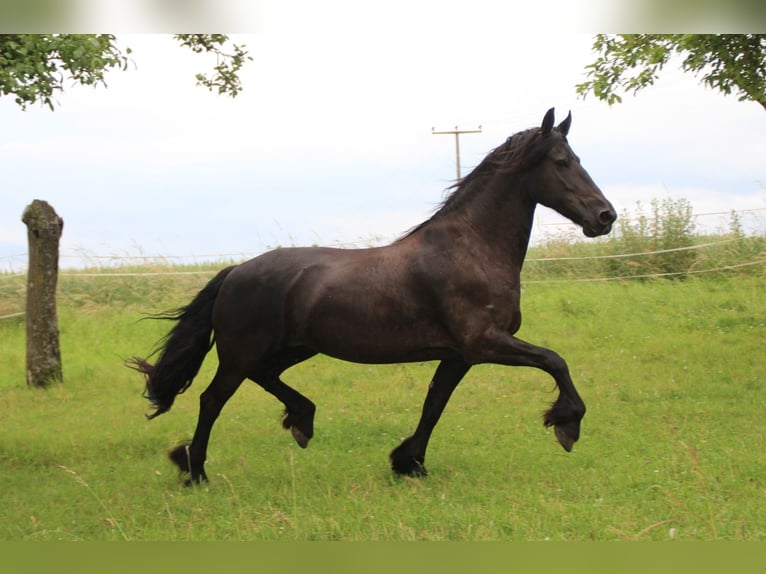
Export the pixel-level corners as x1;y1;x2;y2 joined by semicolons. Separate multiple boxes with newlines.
128;265;236;419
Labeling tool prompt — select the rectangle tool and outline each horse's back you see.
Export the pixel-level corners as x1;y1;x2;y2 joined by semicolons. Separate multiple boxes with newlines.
210;245;457;364
212;247;335;330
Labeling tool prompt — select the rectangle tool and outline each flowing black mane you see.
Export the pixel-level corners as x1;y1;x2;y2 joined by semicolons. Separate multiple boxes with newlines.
400;125;563;240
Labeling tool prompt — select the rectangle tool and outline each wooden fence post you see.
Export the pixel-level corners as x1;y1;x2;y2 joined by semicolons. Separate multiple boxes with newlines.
21;200;64;387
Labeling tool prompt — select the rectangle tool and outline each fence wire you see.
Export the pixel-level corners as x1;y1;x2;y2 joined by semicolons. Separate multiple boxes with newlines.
0;236;754;280
1;236;764;321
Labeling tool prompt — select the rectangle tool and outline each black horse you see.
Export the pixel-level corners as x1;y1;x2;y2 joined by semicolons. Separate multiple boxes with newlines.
130;109;616;485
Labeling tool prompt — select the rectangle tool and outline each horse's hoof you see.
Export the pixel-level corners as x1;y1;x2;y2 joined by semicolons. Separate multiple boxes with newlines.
390;455;428;478
405;462;428;478
183;472;209;487
554;426;575;452
291;425;310;448
393;462;428;478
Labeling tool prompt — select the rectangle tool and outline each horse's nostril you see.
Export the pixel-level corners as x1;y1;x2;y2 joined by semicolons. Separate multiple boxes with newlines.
599;209;616;225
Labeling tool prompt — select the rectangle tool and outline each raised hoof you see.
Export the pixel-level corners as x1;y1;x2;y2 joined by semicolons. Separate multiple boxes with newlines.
554;426;576;452
290;425;310;449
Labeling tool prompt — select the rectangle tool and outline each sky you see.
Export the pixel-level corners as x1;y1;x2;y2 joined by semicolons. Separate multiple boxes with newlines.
1;8;765;270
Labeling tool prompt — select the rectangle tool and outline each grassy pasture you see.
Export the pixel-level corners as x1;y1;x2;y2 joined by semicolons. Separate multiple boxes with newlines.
0;265;764;541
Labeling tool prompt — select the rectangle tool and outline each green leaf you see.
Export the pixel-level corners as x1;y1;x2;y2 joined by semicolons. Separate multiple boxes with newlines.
576;33;766;110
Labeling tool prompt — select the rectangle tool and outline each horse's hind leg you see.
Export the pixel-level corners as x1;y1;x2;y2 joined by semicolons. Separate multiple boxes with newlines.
170;366;245;485
390;358;470;477
250;346;318;448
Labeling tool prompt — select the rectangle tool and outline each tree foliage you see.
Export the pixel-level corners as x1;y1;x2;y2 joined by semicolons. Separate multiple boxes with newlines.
576;34;766;111
0;34;251;110
0;34;129;110
174;34;251;98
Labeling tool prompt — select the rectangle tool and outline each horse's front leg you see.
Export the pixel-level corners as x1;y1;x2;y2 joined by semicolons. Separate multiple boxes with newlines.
390;358;470;477
469;331;585;452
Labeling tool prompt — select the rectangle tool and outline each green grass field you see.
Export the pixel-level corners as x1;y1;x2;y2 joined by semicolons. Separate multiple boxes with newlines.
1;265;764;541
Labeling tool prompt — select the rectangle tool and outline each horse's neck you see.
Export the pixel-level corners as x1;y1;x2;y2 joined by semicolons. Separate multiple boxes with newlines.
398;173;536;270
462;173;537;263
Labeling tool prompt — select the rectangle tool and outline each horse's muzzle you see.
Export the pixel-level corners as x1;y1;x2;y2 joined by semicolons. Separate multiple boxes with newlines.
583;207;617;237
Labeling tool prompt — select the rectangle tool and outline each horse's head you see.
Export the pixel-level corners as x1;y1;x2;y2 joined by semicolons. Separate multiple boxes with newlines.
528;108;616;238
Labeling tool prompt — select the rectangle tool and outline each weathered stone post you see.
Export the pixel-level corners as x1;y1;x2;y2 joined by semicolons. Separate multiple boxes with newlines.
21;200;64;387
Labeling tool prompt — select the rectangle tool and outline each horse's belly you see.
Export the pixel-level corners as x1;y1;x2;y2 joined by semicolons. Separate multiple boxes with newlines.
297;293;455;364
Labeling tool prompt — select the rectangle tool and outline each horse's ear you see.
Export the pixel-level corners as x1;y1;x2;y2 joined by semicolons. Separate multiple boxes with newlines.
541;108;555;134
557;111;572;136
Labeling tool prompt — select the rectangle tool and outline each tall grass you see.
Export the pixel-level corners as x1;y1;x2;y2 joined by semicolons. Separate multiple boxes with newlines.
526;201;765;282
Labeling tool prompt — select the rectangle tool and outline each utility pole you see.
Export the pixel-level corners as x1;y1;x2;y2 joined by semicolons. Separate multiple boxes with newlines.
432;125;482;182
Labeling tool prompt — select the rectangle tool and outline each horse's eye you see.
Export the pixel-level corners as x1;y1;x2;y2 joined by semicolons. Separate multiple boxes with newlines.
555;158;569;168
